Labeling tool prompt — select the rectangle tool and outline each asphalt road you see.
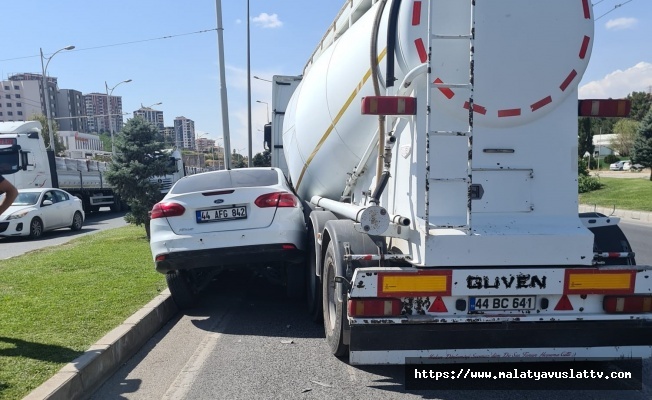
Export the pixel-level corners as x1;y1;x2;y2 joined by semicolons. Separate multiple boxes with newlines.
0;208;129;260
620;219;652;266
93;270;652;400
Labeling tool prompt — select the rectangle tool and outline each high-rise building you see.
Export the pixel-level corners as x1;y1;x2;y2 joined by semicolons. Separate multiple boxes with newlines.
57;89;88;132
162;126;175;148
84;93;125;134
133;106;164;131
0;73;58;123
174;116;195;149
195;137;215;152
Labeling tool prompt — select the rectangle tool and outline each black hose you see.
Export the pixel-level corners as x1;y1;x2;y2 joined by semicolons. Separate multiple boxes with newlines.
386;0;403;87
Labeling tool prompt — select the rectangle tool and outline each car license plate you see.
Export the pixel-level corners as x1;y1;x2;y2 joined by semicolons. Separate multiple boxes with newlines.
196;206;247;223
468;296;536;312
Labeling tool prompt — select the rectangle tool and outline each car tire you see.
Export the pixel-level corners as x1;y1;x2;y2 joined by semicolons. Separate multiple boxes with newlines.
286;262;306;299
29;218;44;239
70;211;83;231
166;270;198;309
322;241;348;357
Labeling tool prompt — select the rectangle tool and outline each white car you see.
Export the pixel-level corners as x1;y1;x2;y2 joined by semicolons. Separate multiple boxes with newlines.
0;188;85;239
149;168;307;308
610;160;629;171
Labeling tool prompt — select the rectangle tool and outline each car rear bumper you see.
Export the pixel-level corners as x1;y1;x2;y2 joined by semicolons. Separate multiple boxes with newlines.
154;244;305;273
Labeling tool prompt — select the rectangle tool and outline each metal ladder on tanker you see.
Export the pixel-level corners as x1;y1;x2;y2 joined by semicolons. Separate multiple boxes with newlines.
424;0;476;235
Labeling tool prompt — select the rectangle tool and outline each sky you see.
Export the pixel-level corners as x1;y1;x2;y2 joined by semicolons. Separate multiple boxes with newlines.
0;1;650;156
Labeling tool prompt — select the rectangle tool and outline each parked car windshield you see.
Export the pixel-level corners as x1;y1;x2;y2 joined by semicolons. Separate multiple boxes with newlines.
13;192;39;206
170;169;279;194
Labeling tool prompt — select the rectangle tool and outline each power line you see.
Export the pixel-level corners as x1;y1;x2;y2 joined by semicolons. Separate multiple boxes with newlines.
0;28;218;63
595;0;635;21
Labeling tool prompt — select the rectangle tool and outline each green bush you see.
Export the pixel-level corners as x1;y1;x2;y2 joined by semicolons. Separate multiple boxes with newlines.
578;175;602;193
603;154;620;165
578;159;590;176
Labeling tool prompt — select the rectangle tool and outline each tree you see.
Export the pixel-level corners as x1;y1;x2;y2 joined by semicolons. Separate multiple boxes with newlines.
30;114;65;155
231;151;247;168
252;150;271;167
578;117;594;157
105;117;172;226
610;119;639;157
627;91;652;122
631;107;652;181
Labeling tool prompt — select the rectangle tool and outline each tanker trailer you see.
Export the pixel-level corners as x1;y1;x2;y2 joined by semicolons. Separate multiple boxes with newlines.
278;0;652;365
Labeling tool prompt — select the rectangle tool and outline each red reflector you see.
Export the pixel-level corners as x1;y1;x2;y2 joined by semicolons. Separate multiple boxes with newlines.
151;202;186;219
361;96;417;115
155;255;167;262
554;295;574;311
578;99;631;117
281;244;296;250
428;296;448;313
254;192;297;208
604;296;652;314
347;298;402;317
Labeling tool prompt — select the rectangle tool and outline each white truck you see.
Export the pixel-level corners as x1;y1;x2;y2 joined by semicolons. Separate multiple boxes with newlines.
271;0;650;365
0;121;185;212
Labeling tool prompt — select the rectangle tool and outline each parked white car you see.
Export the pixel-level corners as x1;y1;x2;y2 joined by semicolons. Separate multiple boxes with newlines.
149;168;307;308
610;160;629;171
0;188;85;239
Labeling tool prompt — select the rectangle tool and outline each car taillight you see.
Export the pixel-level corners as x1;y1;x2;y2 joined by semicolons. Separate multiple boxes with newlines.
347;298;403;317
254;192;297;208
151;202;186;219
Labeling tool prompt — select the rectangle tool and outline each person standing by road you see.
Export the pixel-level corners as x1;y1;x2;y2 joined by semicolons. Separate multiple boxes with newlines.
0;174;18;215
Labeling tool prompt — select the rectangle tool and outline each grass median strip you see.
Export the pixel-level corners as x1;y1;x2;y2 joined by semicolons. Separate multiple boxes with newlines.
0;225;166;400
579;177;652;212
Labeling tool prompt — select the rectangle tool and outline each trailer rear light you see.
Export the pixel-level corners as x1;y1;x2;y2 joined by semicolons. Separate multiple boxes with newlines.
604;296;652;314
564;269;635;294
361;96;417;115
377;271;451;297
254;192;298;208
155;254;167;262
348;298;402;317
281;244;296;250
150;202;186;219
578;99;631;117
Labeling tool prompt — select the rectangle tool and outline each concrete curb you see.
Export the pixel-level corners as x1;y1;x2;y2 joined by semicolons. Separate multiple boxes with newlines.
24;290;178;400
579;204;652;224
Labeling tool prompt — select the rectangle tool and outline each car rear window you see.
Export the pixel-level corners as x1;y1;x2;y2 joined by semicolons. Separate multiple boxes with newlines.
170;169;279;194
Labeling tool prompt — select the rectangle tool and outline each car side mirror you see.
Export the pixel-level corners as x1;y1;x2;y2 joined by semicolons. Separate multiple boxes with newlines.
42;200;53;206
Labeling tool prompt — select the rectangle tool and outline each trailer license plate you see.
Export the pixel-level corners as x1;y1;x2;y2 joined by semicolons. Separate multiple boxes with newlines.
196;206;247;223
468;296;536;311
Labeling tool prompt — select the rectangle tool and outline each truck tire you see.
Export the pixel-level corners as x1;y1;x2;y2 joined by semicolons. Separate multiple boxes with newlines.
70;212;83;231
166;270;198;309
322;241;348;357
29;218;44;239
286;262;306;299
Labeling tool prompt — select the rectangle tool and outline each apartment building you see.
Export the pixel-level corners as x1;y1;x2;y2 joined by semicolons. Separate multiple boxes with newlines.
174;116;195;149
133;106;164;131
0;73;57;122
84;93;124;134
57;89;88;132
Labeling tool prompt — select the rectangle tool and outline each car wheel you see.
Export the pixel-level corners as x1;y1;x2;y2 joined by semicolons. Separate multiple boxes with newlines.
286;262;306;299
29;218;44;239
70;212;83;231
322;241;348;357
166;270;198;309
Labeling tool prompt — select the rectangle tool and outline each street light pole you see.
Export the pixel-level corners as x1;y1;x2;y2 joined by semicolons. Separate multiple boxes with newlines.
256;100;270;123
40;45;75;151
105;79;132;157
247;0;253;167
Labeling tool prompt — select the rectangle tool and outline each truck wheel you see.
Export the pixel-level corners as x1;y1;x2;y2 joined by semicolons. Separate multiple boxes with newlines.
322;242;348;357
286;262;306;299
29;218;44;239
70;212;83;231
166;270;198;309
307;227;323;321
